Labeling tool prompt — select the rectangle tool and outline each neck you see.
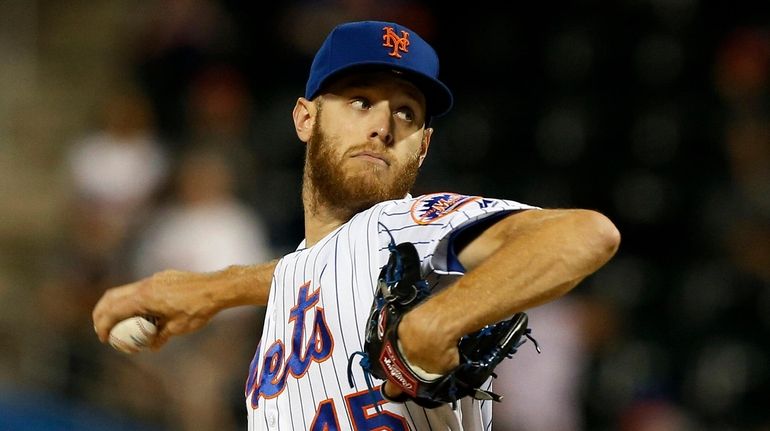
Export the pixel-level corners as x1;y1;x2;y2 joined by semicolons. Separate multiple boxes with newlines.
302;175;356;247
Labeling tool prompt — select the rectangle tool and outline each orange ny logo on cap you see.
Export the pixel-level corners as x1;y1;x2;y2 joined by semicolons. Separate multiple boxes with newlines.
382;26;410;58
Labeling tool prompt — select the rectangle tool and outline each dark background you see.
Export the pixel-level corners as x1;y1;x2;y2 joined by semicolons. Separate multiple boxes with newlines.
0;1;767;430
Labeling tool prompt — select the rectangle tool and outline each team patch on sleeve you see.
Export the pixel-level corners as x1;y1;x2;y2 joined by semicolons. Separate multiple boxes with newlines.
410;193;482;225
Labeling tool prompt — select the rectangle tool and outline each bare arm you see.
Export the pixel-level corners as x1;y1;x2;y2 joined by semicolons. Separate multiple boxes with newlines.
92;260;278;348
397;208;620;374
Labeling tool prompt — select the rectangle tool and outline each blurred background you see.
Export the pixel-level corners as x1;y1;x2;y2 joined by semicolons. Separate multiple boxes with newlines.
0;0;768;430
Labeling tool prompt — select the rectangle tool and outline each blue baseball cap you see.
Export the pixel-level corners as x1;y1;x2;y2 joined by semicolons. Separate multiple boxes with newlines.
304;21;454;119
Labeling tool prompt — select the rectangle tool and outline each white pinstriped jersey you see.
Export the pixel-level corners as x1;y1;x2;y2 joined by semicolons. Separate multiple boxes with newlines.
245;192;535;431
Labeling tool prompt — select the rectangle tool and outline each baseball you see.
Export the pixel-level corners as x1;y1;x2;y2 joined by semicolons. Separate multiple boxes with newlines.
108;315;158;353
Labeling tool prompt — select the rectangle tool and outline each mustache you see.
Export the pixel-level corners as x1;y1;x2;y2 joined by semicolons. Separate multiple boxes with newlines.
345;144;393;164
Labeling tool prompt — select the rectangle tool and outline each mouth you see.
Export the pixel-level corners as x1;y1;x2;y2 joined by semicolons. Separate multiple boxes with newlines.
351;151;390;167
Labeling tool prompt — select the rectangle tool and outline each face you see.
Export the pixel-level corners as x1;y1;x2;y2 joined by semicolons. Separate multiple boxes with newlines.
301;71;432;214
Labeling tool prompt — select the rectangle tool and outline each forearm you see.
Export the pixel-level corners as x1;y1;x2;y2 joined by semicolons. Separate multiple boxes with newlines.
133;259;278;318
195;260;278;309
440;210;617;336
399;209;619;370
93;259;278;344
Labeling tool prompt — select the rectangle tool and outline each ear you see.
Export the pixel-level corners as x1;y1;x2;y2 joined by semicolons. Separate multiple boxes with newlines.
292;97;316;143
418;127;433;167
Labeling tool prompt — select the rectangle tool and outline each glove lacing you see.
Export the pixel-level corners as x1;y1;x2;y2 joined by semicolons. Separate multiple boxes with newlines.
346;350;386;413
347;225;422;414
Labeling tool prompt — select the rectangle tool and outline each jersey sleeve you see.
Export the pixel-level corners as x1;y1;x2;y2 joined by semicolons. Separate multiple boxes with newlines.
378;192;538;277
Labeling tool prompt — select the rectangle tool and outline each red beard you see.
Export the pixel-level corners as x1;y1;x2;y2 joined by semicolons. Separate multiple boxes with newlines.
305;115;420;215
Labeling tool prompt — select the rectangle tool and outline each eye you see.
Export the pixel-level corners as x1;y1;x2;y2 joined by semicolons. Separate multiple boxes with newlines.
350;97;371;110
395;107;415;122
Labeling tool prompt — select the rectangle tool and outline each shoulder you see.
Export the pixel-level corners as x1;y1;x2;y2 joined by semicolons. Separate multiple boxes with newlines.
366;191;526;213
406;192;535;224
355;193;536;276
368;192;534;244
365;192;535;224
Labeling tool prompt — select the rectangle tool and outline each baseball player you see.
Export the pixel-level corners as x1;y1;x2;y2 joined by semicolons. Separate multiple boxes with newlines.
93;21;620;430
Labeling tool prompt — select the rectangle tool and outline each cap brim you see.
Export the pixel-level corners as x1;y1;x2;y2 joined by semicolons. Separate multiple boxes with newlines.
313;62;454;119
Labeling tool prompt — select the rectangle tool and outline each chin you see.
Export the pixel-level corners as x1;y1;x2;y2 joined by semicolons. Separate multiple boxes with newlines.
343;174;399;202
347;165;389;185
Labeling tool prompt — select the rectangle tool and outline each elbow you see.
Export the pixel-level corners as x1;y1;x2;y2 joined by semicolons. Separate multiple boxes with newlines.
576;209;621;267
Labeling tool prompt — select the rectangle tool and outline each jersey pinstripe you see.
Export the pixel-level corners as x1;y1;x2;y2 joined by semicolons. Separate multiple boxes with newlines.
245;192;535;431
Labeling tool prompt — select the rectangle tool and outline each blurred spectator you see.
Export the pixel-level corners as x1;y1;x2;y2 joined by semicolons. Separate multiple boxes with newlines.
50;84;167;379
492;296;619;431
132;0;238;142
126;145;271;431
3;2;770;430
675;25;770;430
131;145;269;277
183;64;261;202
66;87;169;264
619;399;695;431
713;27;770;283
19;86;170;429
187;65;251;148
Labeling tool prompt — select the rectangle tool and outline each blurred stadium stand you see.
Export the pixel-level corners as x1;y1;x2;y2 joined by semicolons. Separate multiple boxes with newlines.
0;1;768;430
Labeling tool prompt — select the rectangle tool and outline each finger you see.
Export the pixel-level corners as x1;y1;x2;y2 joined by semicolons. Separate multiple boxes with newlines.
156;319;186;341
157;324;174;342
382;381;404;400
150;320;184;351
150;330;169;351
92;281;145;342
93;293;121;343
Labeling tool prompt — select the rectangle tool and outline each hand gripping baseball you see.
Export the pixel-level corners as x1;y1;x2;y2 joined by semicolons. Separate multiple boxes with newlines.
347;241;541;410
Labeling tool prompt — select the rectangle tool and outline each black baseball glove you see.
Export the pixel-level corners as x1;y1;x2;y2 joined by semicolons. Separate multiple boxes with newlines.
347;241;540;409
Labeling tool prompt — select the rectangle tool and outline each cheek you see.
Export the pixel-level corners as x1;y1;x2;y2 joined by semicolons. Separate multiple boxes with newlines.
331;114;362;139
398;140;424;164
402;129;426;154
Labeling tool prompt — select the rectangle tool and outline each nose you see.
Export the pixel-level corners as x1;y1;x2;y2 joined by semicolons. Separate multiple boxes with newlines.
367;105;394;145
